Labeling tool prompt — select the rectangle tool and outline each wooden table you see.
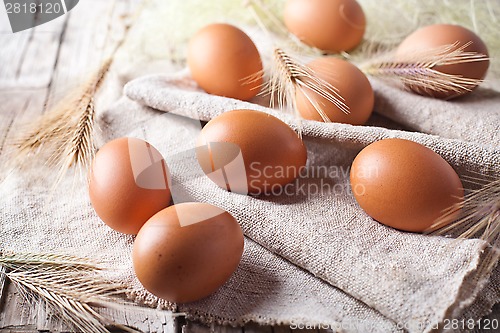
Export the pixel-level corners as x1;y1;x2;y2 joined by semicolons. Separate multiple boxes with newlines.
0;1;498;332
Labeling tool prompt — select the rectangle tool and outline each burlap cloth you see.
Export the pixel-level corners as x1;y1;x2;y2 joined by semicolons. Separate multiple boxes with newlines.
1;68;499;332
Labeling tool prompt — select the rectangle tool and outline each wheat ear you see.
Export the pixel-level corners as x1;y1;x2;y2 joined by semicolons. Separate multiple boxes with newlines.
262;48;349;128
243;2;348;127
428;176;499;246
12;58;112;185
426;176;499;318
0;251;142;333
360;42;489;96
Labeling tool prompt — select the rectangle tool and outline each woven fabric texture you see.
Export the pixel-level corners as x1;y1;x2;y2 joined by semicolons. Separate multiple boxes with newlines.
1;70;498;333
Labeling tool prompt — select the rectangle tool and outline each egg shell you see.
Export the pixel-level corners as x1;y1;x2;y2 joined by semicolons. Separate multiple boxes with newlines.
187;23;263;101
350;139;464;232
89;137;171;235
296;57;374;125
132;203;244;303
397;24;489;99
196;109;307;196
284;0;366;52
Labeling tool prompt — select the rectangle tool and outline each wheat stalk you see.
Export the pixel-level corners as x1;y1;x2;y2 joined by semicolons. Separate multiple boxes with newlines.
13;59;111;186
426;176;500;317
426;176;499;312
427;175;499;285
244;0;348;127
0;251;142;333
10;61;110;187
0;252;98;270
428;177;499;246
360;42;489;96
261;48;349;129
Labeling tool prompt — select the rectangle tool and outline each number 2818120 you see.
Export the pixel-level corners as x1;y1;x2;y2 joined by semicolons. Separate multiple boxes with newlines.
442;318;498;330
6;2;63;14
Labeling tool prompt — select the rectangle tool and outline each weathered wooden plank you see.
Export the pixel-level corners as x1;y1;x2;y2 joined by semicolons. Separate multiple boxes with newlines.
34;301;176;333
245;323;272;333
14;19;68;89
35;301;73;332
183;321;246;333
0;279;37;328
214;325;242;333
0;4;67;170
183;321;209;333
183;321;217;333
123;307;176;333
0;89;50;168
45;0;134;110
271;326;291;333
1;280;178;332
0;1;12;32
0;267;6;311
0;31;33;84
0;14;67;88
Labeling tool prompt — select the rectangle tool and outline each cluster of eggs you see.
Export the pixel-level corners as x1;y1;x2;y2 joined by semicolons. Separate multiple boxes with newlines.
89;138;244;304
198;111;463;233
88;115;464;304
188;22;375;126
188;0;489;109
88;0;486;304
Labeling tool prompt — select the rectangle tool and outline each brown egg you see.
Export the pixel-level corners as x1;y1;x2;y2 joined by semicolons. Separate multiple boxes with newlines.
296;57;374;125
187;23;263;101
196;110;307;196
132;203;244;303
284;0;366;52
89;137;171;235
397;24;489;99
350;139;464;232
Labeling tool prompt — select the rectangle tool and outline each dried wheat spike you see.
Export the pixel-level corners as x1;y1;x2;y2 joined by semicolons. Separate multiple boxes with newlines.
428;176;499;247
0;252;142;333
262;48;349;126
360;42;489;96
11;58;111;187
